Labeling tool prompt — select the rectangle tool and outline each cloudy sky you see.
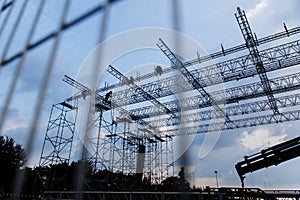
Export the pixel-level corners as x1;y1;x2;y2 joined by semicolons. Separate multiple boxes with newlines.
1;0;300;190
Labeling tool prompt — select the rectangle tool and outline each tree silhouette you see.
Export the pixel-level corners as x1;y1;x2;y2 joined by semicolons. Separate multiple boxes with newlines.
0;135;26;192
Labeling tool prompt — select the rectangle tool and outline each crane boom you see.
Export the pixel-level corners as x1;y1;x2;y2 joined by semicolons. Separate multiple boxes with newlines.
235;136;300;187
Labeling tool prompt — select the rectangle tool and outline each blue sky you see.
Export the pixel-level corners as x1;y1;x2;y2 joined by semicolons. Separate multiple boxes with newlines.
1;0;300;189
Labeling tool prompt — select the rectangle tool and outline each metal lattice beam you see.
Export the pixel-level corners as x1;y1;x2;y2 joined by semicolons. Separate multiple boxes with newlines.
183;25;300;67
235;7;279;114
107;65;176;118
149;93;300;128
166;109;300;136
128;72;300;119
156;38;230;123
97;27;300;92
108;40;300;107
63;74;166;138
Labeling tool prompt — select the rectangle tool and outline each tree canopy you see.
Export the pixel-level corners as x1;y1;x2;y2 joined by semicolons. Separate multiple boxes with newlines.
0;135;26;191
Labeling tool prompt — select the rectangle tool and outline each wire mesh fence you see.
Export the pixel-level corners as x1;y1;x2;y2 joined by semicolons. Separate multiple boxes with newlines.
1;0;300;198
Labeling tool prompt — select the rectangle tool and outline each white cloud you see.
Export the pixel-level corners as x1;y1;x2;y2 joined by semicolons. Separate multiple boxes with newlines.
3;120;27;132
193;177;220;188
240;128;287;151
246;0;269;20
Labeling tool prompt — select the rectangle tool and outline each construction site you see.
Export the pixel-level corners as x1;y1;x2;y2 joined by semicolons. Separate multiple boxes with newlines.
1;1;300;199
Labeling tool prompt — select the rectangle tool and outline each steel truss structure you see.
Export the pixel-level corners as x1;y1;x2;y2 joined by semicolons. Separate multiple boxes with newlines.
39;102;76;166
40;6;300;187
46;75;174;184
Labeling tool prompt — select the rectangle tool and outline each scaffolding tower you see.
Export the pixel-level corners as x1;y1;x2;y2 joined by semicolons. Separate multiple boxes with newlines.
39;102;76;166
40;74;174;184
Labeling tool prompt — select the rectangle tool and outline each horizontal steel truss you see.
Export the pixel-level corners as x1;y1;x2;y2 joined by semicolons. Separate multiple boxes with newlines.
129;72;300;118
107;65;175;118
157;38;229;122
150;93;300;128
63;75;165;139
98;26;300;91
167;109;300;136
63;75;110;110
110;39;300;107
183;26;300;67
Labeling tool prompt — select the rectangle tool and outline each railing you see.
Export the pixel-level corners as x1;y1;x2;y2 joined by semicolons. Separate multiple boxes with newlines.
43;187;300;200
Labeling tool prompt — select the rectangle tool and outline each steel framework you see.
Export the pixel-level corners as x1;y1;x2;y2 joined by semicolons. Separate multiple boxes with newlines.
235;7;279;114
39;6;300;187
39;102;76;167
50;75;174;184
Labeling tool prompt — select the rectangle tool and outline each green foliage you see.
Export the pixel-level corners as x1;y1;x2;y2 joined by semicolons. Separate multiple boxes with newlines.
0;135;26;191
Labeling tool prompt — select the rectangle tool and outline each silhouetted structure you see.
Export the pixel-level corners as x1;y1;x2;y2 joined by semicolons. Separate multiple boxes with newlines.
236;135;300;187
